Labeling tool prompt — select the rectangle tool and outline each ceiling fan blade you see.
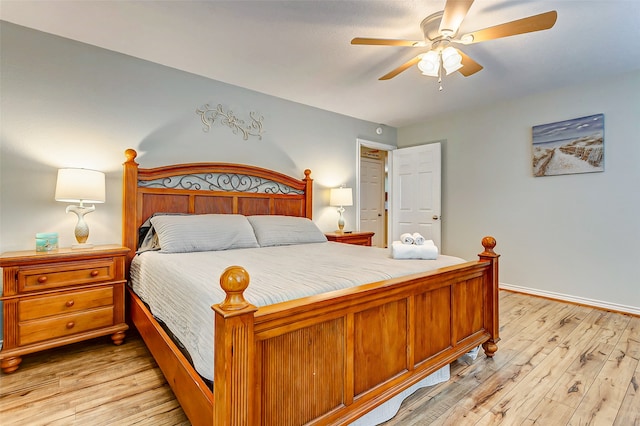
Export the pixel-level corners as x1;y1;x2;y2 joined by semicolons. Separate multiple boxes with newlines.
379;55;423;80
461;10;557;44
351;37;425;47
456;49;483;76
439;0;474;36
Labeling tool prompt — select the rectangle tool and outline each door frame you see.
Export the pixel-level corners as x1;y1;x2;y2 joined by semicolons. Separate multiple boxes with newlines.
355;138;396;248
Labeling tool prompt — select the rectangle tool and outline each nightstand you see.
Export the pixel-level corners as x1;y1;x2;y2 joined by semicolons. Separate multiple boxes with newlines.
0;245;129;374
325;231;375;246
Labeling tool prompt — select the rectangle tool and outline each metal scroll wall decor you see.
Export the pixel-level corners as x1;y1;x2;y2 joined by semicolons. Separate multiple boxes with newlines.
196;103;264;140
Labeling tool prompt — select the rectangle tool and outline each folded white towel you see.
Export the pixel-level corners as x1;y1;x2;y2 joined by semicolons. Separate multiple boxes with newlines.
391;240;439;260
400;233;415;244
412;233;425;245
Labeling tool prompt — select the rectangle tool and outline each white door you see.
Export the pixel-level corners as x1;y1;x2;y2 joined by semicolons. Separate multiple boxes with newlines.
360;156;386;247
391;143;441;248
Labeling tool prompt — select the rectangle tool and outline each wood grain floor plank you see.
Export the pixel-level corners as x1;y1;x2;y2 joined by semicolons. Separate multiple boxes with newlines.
613;316;640;426
613;360;639;426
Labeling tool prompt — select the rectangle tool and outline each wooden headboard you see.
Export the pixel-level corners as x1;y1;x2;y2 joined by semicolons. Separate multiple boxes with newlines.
122;149;313;265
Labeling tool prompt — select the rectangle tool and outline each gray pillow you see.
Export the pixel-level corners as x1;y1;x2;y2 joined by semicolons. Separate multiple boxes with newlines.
150;214;259;253
247;215;327;247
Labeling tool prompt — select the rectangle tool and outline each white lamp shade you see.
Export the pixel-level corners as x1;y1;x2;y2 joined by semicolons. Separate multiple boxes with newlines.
442;47;463;75
329;187;353;207
55;168;106;203
418;51;440;77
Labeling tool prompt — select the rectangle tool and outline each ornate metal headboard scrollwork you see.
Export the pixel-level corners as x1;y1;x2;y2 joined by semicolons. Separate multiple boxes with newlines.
139;172;304;195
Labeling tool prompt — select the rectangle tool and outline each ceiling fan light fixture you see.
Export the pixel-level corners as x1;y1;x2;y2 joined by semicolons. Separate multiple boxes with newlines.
442;46;463;75
418;50;439;77
354;3;558;82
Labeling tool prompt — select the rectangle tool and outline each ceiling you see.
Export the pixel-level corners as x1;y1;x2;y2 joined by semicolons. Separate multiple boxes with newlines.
2;1;639;128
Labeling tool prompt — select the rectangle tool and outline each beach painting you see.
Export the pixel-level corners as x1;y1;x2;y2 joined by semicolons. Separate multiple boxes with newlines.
532;114;604;177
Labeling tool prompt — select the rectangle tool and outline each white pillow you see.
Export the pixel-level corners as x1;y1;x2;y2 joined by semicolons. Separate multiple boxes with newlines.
150;214;259;253
247;215;327;247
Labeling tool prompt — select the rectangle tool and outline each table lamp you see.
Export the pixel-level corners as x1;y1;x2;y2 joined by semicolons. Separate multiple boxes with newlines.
329;186;353;232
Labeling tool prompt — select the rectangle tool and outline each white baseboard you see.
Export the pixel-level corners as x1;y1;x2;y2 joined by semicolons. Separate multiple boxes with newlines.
499;282;640;316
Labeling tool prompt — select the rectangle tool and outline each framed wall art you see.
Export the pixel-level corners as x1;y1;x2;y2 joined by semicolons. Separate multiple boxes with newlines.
532;113;604;177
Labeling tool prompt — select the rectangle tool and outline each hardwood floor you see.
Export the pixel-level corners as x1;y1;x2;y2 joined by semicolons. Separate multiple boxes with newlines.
0;333;190;425
1;291;638;425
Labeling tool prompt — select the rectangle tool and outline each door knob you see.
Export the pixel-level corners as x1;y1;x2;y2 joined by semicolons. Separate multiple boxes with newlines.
432;215;440;220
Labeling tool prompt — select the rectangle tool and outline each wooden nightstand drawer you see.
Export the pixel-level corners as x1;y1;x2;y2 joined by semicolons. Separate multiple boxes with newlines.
19;306;115;346
338;235;371;246
19;287;114;321
18;259;116;293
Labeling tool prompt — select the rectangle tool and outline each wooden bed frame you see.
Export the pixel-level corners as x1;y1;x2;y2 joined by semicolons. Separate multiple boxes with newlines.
122;148;500;425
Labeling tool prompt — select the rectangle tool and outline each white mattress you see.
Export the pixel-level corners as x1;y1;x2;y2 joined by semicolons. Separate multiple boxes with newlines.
130;241;466;408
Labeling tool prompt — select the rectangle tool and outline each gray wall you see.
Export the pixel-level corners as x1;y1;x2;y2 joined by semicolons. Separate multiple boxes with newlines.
0;22;396;252
398;70;640;312
0;22;397;341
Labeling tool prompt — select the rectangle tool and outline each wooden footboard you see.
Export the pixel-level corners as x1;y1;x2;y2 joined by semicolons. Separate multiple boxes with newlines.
213;238;499;425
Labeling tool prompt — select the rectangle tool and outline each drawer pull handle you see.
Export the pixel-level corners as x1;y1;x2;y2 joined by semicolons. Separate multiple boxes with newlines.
90;270;99;277
66;321;75;329
66;300;75;308
37;276;48;283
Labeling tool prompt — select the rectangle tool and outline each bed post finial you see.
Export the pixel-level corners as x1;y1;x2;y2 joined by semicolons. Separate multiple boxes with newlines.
219;266;252;311
481;236;497;256
124;148;138;163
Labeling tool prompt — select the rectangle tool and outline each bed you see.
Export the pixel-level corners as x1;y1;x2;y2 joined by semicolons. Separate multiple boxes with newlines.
122;148;500;425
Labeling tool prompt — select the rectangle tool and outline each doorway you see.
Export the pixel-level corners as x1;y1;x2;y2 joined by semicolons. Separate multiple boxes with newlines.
356;139;394;248
360;148;387;247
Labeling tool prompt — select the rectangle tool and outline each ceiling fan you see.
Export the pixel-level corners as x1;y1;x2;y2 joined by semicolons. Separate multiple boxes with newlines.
351;0;557;85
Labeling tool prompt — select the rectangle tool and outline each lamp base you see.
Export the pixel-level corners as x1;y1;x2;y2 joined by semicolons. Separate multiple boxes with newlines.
71;243;94;250
66;204;96;250
337;208;346;233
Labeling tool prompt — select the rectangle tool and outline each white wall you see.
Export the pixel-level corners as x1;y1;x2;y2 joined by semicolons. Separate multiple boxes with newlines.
398;71;640;312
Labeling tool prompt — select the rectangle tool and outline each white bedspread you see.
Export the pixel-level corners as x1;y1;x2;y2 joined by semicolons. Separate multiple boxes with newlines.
130;241;466;383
